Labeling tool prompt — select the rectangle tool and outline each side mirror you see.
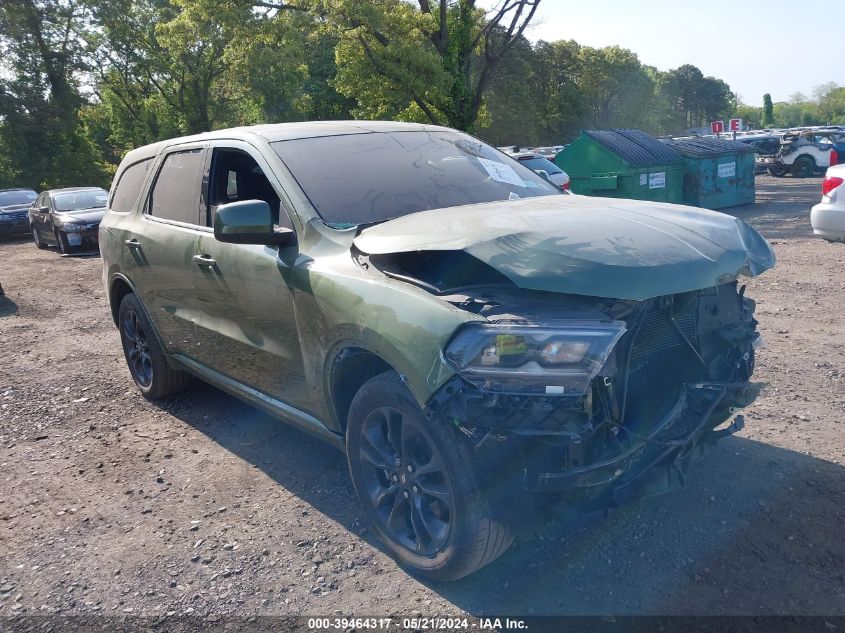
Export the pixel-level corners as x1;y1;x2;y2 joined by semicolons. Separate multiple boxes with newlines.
39;206;50;214
213;200;296;247
533;169;551;182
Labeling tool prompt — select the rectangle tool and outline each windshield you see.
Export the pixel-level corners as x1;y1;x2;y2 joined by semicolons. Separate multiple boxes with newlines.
517;157;564;175
271;130;560;227
0;189;37;206
53;189;108;212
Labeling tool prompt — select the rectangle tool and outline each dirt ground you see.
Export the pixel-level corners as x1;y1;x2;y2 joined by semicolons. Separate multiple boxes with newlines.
0;175;843;619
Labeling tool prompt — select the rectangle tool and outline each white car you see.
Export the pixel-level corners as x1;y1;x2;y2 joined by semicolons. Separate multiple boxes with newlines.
760;131;843;177
511;152;571;191
810;164;845;242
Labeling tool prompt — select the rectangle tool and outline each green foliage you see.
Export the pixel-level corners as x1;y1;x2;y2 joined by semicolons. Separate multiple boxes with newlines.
762;93;774;127
1;0;843;192
328;0;540;133
0;0;109;189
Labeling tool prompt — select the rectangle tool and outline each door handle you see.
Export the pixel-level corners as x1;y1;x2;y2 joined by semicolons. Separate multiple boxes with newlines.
124;238;142;249
193;254;217;267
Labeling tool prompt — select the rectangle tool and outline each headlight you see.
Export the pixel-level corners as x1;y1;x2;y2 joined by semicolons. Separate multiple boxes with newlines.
444;321;626;396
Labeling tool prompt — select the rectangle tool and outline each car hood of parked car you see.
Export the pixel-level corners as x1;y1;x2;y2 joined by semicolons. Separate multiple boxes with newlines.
0;203;33;213
353;195;776;301
55;207;106;223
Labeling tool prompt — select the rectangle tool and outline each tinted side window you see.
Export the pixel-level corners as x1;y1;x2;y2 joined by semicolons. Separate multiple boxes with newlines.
207;148;293;230
148;149;204;224
111;158;152;213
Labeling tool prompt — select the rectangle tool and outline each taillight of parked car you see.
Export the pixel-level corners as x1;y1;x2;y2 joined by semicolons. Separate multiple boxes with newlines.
831;149;839;167
822;176;844;197
561;181;571;192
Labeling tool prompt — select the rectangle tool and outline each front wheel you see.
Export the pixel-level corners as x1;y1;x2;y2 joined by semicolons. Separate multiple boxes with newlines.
54;228;71;255
32;225;46;249
117;293;190;399
346;371;513;581
768;163;787;177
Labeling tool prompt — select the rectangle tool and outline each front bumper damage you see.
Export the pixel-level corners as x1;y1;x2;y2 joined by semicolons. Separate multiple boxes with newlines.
426;282;764;507
533;380;761;501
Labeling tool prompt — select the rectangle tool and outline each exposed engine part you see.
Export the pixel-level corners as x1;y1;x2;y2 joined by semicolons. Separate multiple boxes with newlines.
424;281;762;502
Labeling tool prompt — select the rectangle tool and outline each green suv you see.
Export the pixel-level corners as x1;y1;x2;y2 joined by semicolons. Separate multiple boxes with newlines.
100;122;775;580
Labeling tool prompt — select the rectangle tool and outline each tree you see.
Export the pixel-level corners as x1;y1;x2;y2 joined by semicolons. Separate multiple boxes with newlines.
0;0;108;188
819;86;845;124
762;93;774;127
329;0;541;133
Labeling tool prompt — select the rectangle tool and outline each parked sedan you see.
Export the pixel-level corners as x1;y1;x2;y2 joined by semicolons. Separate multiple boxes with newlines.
0;188;38;237
810;164;845;242
29;187;109;254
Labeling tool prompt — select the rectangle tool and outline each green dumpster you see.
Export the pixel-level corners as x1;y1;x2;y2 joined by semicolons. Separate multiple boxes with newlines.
555;129;685;203
661;137;756;209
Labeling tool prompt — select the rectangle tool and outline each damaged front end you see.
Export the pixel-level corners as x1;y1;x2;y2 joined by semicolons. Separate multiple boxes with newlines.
426;281;763;507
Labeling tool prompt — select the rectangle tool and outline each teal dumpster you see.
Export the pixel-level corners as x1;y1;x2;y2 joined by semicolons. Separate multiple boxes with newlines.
662;137;756;209
555;129;685;203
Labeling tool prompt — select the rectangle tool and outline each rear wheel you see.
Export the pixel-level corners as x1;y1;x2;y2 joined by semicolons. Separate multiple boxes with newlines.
31;225;46;249
117;293;190;399
791;155;816;178
346;371;513;581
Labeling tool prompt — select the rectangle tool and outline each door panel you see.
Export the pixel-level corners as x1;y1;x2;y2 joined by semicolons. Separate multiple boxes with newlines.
122;145;207;355
127;219;204;355
190;237;305;399
186;141;306;403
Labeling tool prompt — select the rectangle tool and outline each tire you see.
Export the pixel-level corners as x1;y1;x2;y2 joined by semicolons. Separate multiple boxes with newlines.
791;155;816;178
54;228;71;255
768;164;786;177
117;293;190;399
31;225;47;249
346;371;513;581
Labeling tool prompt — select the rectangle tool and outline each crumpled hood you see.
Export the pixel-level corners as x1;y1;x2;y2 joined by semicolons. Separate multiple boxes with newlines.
353;195;775;301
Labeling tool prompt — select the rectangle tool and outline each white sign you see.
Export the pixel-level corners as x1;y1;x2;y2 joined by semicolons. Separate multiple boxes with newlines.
648;172;666;189
718;162;736;178
639;173;647;186
729;118;742;132
477;158;525;187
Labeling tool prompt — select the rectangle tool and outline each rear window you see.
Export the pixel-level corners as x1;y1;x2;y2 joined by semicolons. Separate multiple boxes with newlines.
111;158;152;213
147;149;204;225
271;131;559;228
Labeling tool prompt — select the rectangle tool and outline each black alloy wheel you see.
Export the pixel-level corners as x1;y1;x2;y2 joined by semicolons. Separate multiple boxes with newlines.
116;293;190;398
791;155;816;178
768;163;787;177
358;405;454;556
121;305;153;388
346;371;513;581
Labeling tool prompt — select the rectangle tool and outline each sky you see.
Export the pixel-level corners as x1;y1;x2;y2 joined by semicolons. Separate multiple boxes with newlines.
517;0;843;106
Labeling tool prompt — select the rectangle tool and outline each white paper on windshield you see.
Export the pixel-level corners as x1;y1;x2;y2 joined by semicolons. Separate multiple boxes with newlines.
477;158;526;187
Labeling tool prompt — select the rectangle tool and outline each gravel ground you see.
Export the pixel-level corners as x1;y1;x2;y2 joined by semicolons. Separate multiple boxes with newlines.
0;175;843;619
